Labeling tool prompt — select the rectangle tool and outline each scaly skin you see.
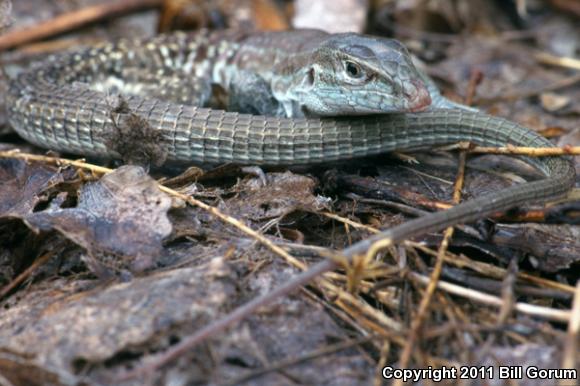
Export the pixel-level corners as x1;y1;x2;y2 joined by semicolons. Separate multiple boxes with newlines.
6;30;576;374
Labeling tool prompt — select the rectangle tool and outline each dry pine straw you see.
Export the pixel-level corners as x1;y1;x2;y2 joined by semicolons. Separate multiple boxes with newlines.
0;148;578;379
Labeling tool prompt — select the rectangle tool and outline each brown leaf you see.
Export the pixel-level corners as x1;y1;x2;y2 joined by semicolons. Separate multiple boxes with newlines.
493;223;580;272
293;0;368;33
540;92;570;112
0;349;76;386
25;166;172;273
0;159;64;218
224;172;329;221
0;260;238;377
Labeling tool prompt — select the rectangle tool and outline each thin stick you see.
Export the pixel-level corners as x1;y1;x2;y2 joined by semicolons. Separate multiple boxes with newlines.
474;73;580;105
223;336;374;386
536;52;580;71
0;0;163;51
560;281;580;382
409;272;570;322
395;151;466;383
468;145;580;156
438;142;580;156
0;243;63;299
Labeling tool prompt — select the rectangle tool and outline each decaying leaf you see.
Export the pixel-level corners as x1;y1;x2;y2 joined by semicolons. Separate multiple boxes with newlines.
0;159;64;218
293;0;368;33
493;223;580;272
223;171;330;221
0;349;77;386
0;259;238;375
0;258;374;384
540;92;570;112
0;164;174;275
23;166;172;274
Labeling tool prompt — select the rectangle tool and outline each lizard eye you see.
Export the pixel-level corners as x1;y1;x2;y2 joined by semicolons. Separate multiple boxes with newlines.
345;61;364;79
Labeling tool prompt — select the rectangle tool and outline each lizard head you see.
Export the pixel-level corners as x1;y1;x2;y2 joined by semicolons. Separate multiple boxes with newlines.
297;33;431;116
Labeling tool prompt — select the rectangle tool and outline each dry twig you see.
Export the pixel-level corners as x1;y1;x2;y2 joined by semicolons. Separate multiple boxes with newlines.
561;281;580;380
395;151;467;383
0;0;162;51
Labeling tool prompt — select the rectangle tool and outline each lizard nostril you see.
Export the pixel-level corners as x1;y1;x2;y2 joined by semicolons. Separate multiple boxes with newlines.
307;68;315;86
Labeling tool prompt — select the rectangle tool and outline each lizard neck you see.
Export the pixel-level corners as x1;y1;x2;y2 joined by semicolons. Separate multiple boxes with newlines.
220;30;332;117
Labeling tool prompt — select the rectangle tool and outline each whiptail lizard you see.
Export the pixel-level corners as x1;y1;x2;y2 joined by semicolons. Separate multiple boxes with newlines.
5;29;576;371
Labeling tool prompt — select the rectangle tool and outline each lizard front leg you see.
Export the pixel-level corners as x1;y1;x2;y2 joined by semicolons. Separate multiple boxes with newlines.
226;70;287;116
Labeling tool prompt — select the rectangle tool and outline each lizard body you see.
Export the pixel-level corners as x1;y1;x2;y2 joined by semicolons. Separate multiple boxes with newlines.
10;29;431;119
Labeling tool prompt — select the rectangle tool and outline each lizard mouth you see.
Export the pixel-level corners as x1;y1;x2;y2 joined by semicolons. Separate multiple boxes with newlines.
405;79;431;112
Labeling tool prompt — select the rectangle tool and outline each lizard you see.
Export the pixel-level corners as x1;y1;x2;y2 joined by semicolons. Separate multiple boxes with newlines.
9;29;432;119
4;29;576;372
